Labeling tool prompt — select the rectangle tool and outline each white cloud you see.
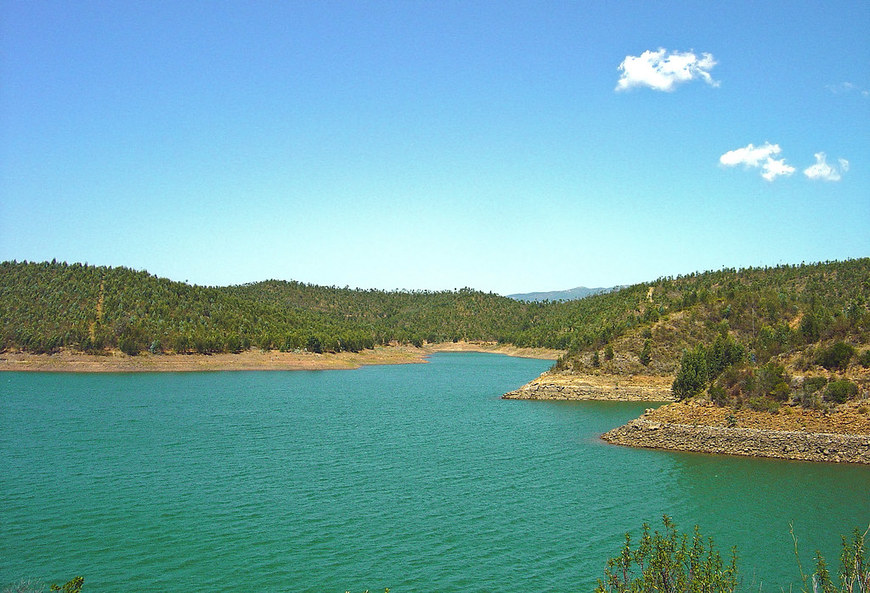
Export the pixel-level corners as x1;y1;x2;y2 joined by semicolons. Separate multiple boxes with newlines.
616;49;719;92
827;81;869;97
719;142;782;167
719;142;795;181
761;158;796;182
721;145;852;182
804;152;849;181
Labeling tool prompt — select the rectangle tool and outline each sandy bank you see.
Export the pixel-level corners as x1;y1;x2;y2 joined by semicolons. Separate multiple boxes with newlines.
602;401;870;464
0;342;561;373
503;371;674;401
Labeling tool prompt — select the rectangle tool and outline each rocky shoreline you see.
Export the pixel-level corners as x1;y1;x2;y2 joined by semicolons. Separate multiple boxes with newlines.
504;371;870;464
503;372;674;401
602;414;870;464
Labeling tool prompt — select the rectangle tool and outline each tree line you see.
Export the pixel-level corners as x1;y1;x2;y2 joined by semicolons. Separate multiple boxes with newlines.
1;258;868;360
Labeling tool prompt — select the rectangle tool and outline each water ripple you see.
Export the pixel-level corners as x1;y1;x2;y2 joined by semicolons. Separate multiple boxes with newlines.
2;356;869;593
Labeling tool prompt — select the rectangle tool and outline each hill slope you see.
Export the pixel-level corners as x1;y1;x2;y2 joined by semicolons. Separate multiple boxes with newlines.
2;259;868;376
0;261;541;354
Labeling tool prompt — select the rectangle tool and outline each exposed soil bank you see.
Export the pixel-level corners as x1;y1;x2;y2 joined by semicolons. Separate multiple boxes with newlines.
602;416;870;464
503;371;675;401
0;342;561;373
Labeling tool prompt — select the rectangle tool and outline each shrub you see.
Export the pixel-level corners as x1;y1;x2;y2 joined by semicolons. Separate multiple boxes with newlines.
824;380;859;404
797;377;830;408
859;349;870;368
709;385;728;407
50;577;83;593
673;346;708;400
639;339;652;366
770;381;792;402
757;362;789;398
803;376;830;393
749;397;780;413
718;363;755;399
796;526;868;593
707;334;745;379
118;334;142;356
595;516;738;593
816;342;856;371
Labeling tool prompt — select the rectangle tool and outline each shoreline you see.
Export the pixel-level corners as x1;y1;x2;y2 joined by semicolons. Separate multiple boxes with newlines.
503;371;675;402
602;401;870;464
602;416;870;465
504;372;870;464
0;342;562;373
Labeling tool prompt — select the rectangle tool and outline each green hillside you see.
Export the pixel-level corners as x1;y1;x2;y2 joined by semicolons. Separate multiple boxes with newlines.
0;260;538;355
549;258;870;412
554;258;870;371
1;259;868;376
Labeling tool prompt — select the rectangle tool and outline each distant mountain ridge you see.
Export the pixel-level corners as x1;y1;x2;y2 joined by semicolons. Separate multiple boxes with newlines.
507;286;620;302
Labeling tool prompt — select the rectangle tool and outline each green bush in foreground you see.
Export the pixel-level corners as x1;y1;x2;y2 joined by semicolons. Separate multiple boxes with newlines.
6;525;867;593
49;577;83;593
794;525;869;593
598;518;869;593
595;516;738;593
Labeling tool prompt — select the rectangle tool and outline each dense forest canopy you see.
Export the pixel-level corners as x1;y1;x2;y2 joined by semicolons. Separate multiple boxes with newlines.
1;259;868;362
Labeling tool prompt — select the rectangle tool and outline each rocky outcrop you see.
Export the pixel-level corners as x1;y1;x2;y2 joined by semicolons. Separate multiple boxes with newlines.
503;372;674;402
602;415;870;464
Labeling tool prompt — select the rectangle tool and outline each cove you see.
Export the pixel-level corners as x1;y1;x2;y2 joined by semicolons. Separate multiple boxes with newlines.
1;352;868;592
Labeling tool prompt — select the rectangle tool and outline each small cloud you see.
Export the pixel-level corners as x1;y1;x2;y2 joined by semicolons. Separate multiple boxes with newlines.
719;142;795;181
804;152;849;181
827;81;869;96
762;158;796;182
616;49;719;92
720;142;781;167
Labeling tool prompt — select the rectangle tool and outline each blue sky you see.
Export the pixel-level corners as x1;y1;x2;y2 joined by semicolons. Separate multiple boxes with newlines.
1;1;868;294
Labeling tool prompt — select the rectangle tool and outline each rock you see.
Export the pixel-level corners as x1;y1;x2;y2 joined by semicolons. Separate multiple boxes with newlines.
601;418;870;465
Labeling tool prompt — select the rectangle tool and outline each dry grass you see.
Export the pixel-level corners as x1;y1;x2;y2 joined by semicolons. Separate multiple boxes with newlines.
646;400;870;435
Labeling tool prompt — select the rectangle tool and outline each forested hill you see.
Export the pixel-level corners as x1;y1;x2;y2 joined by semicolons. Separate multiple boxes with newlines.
0;261;548;354
1;259;868;360
551;258;870;380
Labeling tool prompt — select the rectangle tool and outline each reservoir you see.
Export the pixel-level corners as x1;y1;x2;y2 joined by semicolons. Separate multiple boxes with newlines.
1;352;868;592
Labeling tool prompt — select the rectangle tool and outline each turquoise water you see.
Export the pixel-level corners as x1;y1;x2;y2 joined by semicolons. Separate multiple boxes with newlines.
1;352;868;592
